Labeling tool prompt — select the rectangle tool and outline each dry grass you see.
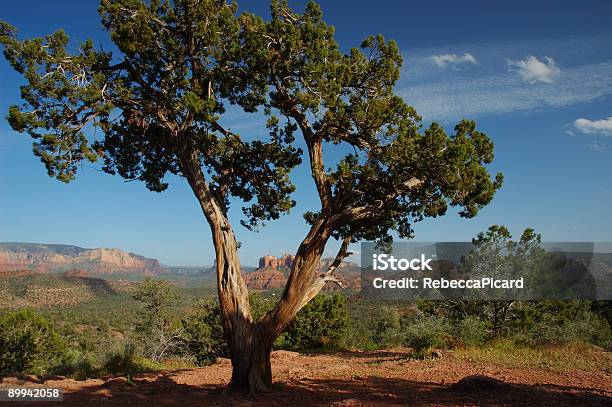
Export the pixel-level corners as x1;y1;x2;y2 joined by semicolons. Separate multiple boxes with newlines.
454;340;612;373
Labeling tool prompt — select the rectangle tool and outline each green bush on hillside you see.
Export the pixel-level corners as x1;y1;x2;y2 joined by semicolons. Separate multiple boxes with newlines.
280;294;349;351
179;300;228;365
0;309;69;376
402;316;451;358
454;316;490;347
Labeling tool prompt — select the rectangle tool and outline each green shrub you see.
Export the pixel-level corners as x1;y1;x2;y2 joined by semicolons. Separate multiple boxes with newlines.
179;300;228;365
564;313;612;349
402;316;451;358
57;349;98;380
101;341;138;376
512;311;612;349
371;306;402;347
250;293;277;320
280;294;349;351
454;316;490;347
0;309;69;376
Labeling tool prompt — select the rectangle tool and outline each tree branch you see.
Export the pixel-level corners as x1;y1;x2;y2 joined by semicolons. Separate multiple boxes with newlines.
272;70;333;212
320;236;353;289
288;105;333;212
328;177;423;228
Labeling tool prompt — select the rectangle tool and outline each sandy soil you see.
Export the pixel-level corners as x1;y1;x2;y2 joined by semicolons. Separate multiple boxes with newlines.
1;349;610;406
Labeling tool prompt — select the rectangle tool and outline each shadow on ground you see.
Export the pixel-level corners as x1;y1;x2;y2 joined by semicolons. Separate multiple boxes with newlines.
14;373;609;407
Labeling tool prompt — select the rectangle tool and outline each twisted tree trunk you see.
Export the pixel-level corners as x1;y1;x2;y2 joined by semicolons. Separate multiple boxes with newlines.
179;145;340;394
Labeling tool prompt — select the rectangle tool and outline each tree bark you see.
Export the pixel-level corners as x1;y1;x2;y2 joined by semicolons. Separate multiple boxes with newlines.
177;145;266;393
226;324;274;394
177;144;344;394
261;219;333;338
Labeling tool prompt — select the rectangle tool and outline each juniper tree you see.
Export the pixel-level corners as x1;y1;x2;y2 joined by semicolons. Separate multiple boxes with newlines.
1;0;502;393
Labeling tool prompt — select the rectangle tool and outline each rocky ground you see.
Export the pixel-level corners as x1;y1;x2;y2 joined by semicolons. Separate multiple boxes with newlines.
1;349;610;406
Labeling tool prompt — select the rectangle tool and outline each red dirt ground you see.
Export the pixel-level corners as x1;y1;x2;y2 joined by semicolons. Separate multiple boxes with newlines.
1;349;610;406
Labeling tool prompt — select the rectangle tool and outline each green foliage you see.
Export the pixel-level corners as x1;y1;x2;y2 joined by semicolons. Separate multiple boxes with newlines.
510;301;612;349
100;341;164;377
250;292;277;320
453;316;490;347
58;349;98;380
133;278;178;329
280;294;349;351
401;316;451;358
179;300;228;365
0;0;302;228
133;278;183;361
0;309;69;376
1;0;502;240
372;306;402;347
244;1;503;244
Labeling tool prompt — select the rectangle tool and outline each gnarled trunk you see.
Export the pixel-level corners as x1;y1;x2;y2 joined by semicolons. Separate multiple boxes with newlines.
179;145;338;394
227;324;273;394
222;230;330;394
179;146;271;393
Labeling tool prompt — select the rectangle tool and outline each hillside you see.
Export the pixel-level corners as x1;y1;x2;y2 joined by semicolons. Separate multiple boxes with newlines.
0;271;136;308
0;242;163;275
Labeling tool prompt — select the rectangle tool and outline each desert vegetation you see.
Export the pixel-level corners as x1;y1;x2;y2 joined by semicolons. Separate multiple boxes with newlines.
1;282;610;381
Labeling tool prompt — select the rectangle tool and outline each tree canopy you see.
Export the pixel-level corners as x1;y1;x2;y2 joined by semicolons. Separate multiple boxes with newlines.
0;0;502;243
1;0;503;393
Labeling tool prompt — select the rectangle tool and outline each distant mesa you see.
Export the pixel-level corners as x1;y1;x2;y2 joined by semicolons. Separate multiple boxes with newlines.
0;243;362;290
258;253;295;271
244;253;361;290
0;243;164;275
243;268;287;290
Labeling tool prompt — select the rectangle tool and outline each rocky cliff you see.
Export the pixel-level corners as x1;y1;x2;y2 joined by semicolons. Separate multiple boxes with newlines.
258;253;295;271
0;243;163;275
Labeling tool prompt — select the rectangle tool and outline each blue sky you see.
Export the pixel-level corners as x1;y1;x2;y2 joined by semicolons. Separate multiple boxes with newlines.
1;1;611;266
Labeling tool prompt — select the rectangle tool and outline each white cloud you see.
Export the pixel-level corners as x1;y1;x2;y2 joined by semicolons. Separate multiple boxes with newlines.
431;53;478;68
573;117;612;136
398;61;612;120
507;56;561;84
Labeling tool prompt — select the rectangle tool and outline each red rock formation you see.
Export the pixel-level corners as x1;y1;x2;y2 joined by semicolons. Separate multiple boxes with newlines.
0;244;163;275
243;269;287;290
258;253;294;271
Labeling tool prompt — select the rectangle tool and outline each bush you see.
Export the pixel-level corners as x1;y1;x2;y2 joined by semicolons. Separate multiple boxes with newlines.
0;309;69;376
100;341;164;377
179;300;228;365
133;278;182;361
402;316;451;358
454;316;490;347
512;311;612;349
280;294;349;351
372;306;402;347
57;350;97;380
101;341;139;376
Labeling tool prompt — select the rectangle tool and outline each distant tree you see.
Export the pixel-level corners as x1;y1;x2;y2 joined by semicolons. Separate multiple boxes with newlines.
449;225;544;336
0;0;502;393
180;300;228;365
133;278;181;361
